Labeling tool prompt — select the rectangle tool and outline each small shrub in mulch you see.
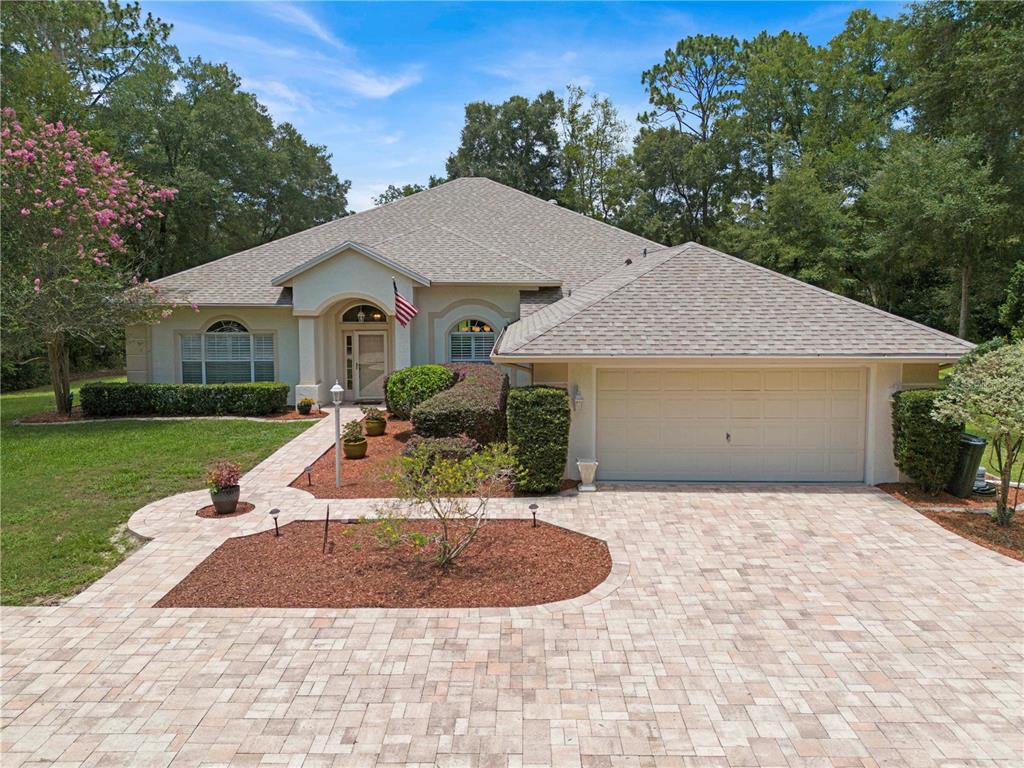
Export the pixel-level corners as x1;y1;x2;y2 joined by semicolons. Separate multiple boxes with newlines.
154;518;612;609
196;502;255;519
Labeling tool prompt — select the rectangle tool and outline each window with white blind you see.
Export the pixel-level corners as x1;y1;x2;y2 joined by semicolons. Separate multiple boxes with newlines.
448;319;496;363
181;321;275;384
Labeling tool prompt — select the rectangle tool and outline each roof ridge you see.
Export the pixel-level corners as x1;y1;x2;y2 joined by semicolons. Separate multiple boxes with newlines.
469;177;664;250
427;220;561;282
152;179;474;286
502;244;694;352
691;243;974;349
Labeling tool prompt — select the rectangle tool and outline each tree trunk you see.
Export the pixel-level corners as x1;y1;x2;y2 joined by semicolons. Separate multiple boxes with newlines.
47;334;72;415
958;261;971;339
996;445;1012;526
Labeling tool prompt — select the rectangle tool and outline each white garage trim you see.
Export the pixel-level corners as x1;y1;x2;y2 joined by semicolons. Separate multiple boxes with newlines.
594;366;869;483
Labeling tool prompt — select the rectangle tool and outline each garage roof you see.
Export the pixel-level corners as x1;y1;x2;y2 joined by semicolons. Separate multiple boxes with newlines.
494;242;975;359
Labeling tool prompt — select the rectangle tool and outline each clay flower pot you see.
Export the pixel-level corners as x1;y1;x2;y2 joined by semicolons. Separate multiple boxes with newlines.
364;418;386;437
343;439;368;459
210;485;241;514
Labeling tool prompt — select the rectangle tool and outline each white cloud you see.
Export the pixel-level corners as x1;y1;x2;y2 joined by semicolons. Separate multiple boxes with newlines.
323;65;423;99
241;77;314;120
482;49;593;94
257;3;349;52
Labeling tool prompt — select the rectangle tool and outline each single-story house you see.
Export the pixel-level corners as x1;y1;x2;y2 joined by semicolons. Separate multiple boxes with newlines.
139;177;972;485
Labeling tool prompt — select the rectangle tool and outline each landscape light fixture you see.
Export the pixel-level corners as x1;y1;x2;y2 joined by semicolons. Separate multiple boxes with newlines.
529;503;538;528
330;381;344;487
305;465;313;486
323;504;331;554
269;507;281;537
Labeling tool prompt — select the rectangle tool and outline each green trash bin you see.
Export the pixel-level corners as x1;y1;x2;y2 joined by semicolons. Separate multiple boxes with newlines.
947;433;987;498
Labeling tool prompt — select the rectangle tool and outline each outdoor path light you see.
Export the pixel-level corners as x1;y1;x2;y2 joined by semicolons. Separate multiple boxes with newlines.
331;380;344;487
270;507;280;537
530;503;538;528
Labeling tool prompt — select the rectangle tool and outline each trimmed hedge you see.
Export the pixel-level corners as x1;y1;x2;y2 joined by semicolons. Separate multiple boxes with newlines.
891;388;962;493
385;364;455;419
507;386;571;494
402;435;480;463
80;381;289;417
411;363;509;444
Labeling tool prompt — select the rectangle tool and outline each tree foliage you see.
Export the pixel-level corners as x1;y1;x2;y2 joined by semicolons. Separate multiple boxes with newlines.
0;109;174;412
935;343;1024;525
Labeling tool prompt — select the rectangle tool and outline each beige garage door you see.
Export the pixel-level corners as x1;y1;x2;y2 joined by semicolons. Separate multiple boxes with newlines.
596;368;866;482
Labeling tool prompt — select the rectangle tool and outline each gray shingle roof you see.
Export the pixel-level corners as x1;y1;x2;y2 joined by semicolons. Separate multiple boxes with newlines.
495;243;975;359
153;177;660;305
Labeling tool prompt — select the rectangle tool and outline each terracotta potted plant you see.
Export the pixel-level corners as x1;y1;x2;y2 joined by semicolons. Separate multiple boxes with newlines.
207;460;242;514
296;397;315;416
342;419;368;459
362;406;387;436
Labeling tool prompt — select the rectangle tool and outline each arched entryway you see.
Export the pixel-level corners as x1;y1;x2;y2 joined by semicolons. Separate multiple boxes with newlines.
336;301;391;401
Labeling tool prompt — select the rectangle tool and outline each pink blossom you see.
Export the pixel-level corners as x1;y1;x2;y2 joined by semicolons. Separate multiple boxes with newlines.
191;303;200;313
19;208;29;216
51;227;63;237
33;277;41;294
108;233;124;249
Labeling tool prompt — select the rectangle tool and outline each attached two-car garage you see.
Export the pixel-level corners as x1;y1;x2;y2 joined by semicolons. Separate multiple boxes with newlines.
596;367;866;482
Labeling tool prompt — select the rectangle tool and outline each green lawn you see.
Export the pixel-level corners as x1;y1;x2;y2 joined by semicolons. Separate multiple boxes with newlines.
0;376;313;605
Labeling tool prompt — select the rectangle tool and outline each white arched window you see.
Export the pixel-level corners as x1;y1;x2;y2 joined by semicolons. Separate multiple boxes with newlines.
448;319;496;363
180;320;275;384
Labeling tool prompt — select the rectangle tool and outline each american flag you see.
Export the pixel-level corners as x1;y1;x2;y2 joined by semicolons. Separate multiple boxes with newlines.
393;279;418;327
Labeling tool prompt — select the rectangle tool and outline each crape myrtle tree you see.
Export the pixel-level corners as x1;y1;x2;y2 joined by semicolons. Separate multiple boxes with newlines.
935;342;1024;526
0;109;177;413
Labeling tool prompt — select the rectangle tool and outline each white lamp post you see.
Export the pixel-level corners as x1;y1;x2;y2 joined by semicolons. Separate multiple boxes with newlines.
331;380;344;487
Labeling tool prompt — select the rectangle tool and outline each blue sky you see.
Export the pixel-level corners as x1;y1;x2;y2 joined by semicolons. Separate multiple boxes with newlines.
146;1;903;210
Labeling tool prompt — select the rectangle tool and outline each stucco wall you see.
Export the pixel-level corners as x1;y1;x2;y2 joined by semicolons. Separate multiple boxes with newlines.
144;307;300;401
557;359;908;485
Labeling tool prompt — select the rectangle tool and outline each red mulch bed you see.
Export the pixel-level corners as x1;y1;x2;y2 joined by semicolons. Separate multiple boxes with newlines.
293;417;424;498
18;406;325;424
293;416;577;498
879;483;1023;562
155;519;612;608
196;501;255;519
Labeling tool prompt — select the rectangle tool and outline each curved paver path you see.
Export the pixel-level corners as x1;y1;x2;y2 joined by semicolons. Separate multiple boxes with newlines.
2;417;1021;767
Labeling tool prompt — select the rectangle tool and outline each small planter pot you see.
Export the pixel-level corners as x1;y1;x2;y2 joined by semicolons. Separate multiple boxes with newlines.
576;459;599;492
210;485;241;514
297;403;312;416
364;418;386;437
343;439;368;459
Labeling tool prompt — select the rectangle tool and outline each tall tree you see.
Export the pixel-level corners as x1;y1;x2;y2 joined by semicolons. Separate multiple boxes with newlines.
858;134;1009;338
557;85;627;220
0;109;174;412
446;91;562;200
735;31;818;191
636;34;741;240
0;0;174;126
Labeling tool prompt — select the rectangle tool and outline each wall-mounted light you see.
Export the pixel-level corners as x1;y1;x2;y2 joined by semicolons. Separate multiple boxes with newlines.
571;384;584;411
357;309;366;322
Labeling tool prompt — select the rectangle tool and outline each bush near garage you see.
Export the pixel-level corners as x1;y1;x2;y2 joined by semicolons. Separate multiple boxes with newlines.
891;388;962;493
411;363;509;444
506;386;571;494
80;382;289;417
401;435;480;463
384;364;455;419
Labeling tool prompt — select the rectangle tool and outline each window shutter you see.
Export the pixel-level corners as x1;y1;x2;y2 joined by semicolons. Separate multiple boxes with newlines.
449;333;473;362
473;333;495;360
253;334;275;381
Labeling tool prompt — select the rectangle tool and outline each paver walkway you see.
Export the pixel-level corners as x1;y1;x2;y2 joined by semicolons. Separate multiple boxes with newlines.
2;419;1022;767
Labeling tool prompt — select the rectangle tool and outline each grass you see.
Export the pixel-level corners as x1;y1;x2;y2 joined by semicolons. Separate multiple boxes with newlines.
0;375;313;605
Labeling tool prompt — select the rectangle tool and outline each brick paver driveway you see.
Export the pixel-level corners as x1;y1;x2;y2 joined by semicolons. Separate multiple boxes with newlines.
2;459;1021;766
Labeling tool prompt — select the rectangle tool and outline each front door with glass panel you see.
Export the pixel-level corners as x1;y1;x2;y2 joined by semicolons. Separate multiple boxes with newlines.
354;332;386;400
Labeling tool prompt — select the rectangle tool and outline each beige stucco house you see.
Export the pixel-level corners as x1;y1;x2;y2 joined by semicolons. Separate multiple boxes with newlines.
138;177;972;485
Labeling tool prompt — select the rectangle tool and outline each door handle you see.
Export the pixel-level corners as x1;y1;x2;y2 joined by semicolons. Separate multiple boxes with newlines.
726;432;731;443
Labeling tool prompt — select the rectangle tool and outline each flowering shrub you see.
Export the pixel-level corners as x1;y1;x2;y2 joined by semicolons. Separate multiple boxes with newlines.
206;461;241;493
934;342;1024;525
411;363;509;444
1;108;177;412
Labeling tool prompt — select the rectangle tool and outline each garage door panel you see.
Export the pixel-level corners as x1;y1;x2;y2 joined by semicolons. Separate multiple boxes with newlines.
597;369;627;391
662;370;697;390
629;370;662;390
730;398;762;419
596;367;866;482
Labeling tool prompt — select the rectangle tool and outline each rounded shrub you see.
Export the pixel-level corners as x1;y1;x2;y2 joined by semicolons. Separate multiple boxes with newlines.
385;364;455;419
506;385;570;494
891;388;962;493
411;364;509;444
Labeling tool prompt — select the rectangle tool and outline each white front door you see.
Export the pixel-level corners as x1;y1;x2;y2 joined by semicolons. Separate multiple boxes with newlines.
354;332;387;400
596;367;866;482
